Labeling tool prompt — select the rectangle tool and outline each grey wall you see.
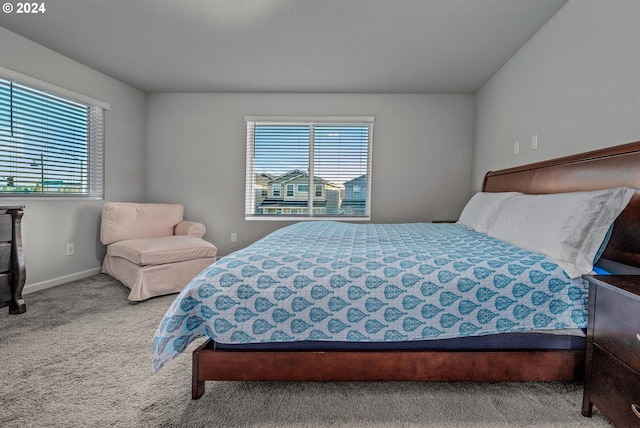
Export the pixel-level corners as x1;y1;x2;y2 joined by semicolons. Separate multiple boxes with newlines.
473;0;640;190
0;27;146;292
146;93;474;256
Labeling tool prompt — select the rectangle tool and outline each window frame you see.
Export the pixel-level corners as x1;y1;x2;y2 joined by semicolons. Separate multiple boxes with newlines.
0;66;109;199
245;116;374;221
285;183;294;197
271;183;281;197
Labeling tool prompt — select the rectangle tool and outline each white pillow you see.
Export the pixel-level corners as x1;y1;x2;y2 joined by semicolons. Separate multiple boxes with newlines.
457;192;521;233
486;187;636;279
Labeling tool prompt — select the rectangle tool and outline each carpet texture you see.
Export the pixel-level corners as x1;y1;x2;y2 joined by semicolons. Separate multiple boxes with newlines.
0;274;612;427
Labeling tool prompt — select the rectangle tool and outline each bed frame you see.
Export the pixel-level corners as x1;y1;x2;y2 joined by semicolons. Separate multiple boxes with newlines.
192;140;640;399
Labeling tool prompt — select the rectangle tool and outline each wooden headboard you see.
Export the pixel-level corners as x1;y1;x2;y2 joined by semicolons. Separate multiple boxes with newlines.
482;141;640;271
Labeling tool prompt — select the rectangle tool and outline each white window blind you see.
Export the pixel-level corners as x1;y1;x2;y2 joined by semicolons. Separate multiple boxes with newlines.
0;76;105;198
245;116;373;220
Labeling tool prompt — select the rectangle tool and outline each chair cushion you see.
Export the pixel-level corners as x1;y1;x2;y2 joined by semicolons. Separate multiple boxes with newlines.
107;235;217;266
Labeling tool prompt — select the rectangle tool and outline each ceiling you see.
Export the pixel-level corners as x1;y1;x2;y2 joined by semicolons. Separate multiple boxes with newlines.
0;0;568;94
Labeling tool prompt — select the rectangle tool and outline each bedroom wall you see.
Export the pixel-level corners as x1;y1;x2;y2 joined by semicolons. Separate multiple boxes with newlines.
472;0;640;190
0;27;146;293
145;93;474;256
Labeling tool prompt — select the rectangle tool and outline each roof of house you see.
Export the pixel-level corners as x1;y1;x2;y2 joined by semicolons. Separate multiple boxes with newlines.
344;175;367;185
267;170;340;188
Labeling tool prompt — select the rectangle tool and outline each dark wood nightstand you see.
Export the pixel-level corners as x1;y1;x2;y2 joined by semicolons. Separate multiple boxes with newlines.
581;275;640;426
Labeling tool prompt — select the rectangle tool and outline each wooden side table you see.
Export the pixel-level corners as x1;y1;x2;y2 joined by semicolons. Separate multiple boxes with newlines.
581;275;640;426
0;205;26;314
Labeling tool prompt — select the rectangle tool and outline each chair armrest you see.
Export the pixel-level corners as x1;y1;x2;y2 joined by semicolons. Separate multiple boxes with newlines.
174;220;206;238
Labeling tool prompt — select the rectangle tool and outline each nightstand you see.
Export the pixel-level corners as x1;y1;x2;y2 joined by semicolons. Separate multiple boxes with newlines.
581;275;640;426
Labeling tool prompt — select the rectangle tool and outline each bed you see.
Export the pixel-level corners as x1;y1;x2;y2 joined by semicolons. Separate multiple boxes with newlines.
152;140;640;399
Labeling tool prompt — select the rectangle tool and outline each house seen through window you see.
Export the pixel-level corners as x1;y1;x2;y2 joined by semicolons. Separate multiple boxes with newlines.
245;116;373;220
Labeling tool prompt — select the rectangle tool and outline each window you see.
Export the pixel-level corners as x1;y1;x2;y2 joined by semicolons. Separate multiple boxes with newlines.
0;69;108;198
245;116;373;220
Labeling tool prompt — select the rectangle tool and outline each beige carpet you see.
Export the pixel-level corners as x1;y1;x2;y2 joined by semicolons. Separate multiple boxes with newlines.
0;274;612;427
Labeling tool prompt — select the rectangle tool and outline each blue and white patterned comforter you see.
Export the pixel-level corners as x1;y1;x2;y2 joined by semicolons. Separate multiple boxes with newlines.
152;221;588;371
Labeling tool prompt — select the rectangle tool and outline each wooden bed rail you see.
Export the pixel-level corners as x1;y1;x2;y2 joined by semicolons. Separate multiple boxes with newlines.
192;340;584;399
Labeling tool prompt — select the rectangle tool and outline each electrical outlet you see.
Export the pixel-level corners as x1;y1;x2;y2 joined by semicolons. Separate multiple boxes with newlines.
66;243;75;256
514;141;520;155
531;135;538;150
230;233;237;242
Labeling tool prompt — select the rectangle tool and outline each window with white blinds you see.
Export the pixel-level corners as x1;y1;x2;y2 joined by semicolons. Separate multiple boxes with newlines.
245;116;373;220
0;76;105;198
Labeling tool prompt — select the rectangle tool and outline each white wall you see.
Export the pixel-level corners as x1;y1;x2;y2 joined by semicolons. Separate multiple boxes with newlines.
0;27;146;293
146;93;474;256
473;0;640;190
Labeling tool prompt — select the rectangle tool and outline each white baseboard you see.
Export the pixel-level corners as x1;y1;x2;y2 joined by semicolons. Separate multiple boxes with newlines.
23;267;103;295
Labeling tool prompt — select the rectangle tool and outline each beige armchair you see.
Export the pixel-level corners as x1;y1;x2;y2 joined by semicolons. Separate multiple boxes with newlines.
100;202;217;301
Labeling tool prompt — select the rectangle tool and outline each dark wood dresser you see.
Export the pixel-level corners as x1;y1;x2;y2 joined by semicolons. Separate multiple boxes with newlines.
0;205;26;314
582;275;640;426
